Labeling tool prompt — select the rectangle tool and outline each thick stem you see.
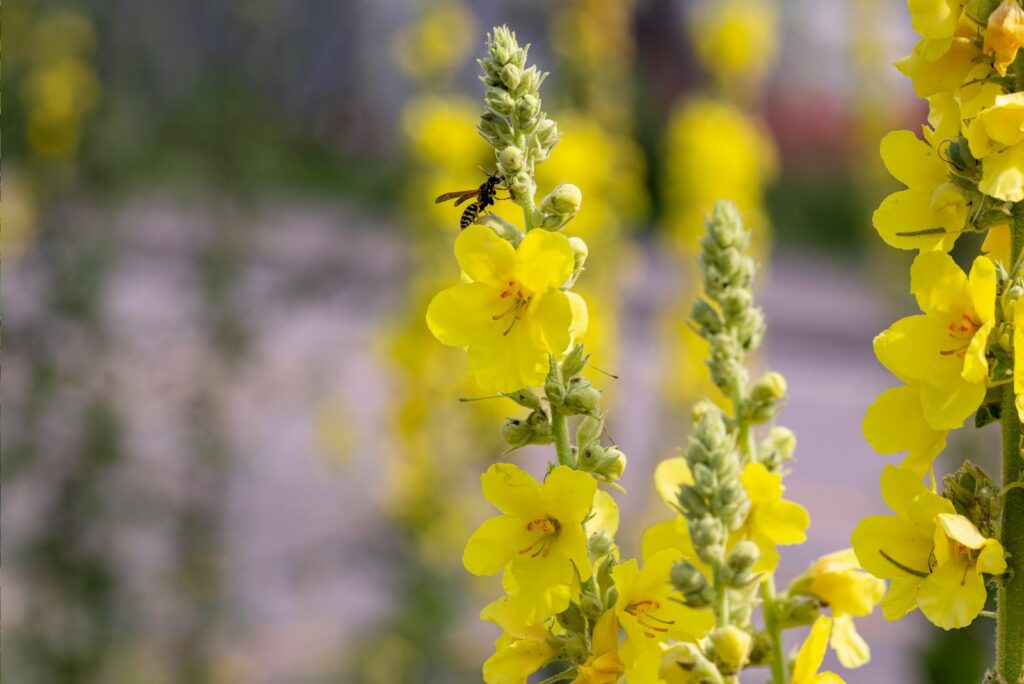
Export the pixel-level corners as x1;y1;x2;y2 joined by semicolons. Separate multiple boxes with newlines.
760;579;788;684
998;204;1024;683
712;561;730;626
550;403;573;468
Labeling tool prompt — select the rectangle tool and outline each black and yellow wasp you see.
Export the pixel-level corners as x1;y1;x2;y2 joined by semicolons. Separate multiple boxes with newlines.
435;169;509;229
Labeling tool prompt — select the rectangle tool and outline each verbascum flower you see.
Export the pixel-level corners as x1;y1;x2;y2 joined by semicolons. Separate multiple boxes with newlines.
895;36;978;98
571;610;624;684
641;457;708;572
852;466;1007;629
872;130;969;251
612;551;715;682
862;384;949;475
789;549;885;669
872;253;995;429
687;0;778;89
733;462;810;572
791;616;846;684
480;596;558;684
967;92;1024;201
426;225;588;393
1015;297;1024;421
984;0;1024;76
983;223;1012;265
464;463;598;622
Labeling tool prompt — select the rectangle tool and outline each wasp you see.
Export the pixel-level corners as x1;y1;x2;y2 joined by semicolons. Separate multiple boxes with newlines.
435;169;508;229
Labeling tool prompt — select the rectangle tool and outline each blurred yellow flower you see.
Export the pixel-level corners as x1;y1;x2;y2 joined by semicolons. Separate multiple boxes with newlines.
392;1;476;84
791;616;846;684
480;596;557;684
688;0;778;88
734;462;809;572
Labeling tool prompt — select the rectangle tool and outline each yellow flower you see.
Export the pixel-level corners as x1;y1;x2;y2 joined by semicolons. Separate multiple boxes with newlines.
872;130;967;251
734;462;810;572
982;223;1012;265
641;458;708;573
427;226;588;393
688;0;778;87
612;551;715;682
571;610;624;684
480;596;557;684
863;384;948;475
464;464;597;622
791;616;846;684
895;36;978;98
984;0;1024;76
873;253;995;429
391;1;476;84
851;466;1007;629
1015;297;1024;421
967;93;1024;201
790;549;885;669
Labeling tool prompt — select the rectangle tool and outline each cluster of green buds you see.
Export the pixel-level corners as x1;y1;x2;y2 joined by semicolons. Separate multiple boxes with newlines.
943;460;1002;539
477;26;580;230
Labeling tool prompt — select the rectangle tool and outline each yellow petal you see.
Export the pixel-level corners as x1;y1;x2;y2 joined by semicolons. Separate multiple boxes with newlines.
426;282;504;347
514;229;574;293
455;224;515;285
482;634;555;684
467;323;549;392
654;457;693;508
528;291;572;355
872;189;958;252
969;256;997;325
640;517;701;568
910;251;971;318
983;224;1012;266
879;465;929;520
882;576;922;621
740;462;783;505
962;319;993;384
919;377;986;430
880;130;948;190
851;515;932;579
506;552;575;623
862;385;947;475
586;489;620;539
907;487;956;535
559;523;593;581
1015;299;1024;404
757;499;810;545
980;142;1024;202
936;512;988;549
792;616;831;684
542;465;598;524
917;560;987;629
908;0;963;40
464;516;532;576
633;549;684;603
830;615;871;669
481;463;543;517
977;539;1008;575
873;315;958;385
895;36;977;98
565;291;589;344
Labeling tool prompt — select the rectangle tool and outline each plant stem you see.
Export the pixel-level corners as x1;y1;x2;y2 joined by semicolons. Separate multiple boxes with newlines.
712;561;730;626
550;403;573;468
760;578;788;684
998;203;1024;683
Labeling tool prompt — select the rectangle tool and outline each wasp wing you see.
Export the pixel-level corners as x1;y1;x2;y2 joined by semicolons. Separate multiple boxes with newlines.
435;189;479;205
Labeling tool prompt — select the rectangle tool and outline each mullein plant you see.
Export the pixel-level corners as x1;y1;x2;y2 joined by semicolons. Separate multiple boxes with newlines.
855;1;1024;681
428;26;885;683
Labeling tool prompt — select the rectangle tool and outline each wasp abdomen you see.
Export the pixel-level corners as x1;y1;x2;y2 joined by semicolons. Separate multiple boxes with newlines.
460;203;480;229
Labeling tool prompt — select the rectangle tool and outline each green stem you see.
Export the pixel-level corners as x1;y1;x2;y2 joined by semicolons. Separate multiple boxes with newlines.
998;204;1024;683
760;579;788;684
550;404;573;468
712;561;729;626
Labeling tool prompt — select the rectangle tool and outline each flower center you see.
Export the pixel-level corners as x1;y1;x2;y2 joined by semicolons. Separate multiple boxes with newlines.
939;312;982;358
493;280;533;336
625;599;674;638
518;515;560;558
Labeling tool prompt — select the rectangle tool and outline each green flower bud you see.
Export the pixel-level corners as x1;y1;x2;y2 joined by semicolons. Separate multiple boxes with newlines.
759;426;796;471
505;387;542;410
478;111;514;148
497;145;526;175
580;592;605;620
942;460;1001;538
556;601;587;634
499;62;521;90
775;595;820;629
691;299;723;336
587;531;615;559
578;442;606;471
659;643;724;684
1003;283;1024;321
532;118;559;158
561;343;589;378
594;446;626;481
508;171;534;202
514;93;541;129
721;540;760;588
560;632;589;662
484;89;515;115
745;371;787;424
563;376;601;415
576;413;604;450
499;410;553;450
514;65;544;98
670;561;714;608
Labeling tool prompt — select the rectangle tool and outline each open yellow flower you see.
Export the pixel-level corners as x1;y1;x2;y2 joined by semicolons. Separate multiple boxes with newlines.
426;225;588;392
873;253;995;430
984;0;1024;76
907;0;968;58
790;549;885;669
895;35;978;98
480;596;557;684
791;616;846;684
571;610;624;684
735;462;810;571
464;464;597;622
863;384;948;475
872;130;967;251
1016;298;1024;421
612;551;715;682
851;466;1007;629
967;92;1024;201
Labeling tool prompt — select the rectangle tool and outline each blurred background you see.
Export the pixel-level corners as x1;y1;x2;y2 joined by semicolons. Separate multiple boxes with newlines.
1;0;1001;682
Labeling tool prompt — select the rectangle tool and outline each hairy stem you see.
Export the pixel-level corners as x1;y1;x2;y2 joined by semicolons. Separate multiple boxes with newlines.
550;404;573;469
998;203;1024;683
760;578;788;684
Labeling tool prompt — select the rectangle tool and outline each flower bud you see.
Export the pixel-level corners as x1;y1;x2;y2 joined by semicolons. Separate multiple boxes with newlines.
514;93;541;129
556;601;587;634
533;118;559;153
709;625;752;672
759;426;796;471
745;371;787;424
775;595;820;629
497;145;526;175
484;89;515;115
505;387;542;410
477;111;514;148
576;413;604;450
691;299;723;336
499;410;553;450
514;65;544;97
580;592;605;620
508;172;534;203
563;377;601;415
659;644;724;684
561;343;588;378
499;63;521;90
565;236;589;286
670;561;714;608
560;632;589;662
538;182;583;229
587;531;615;560
594;446;626;481
578;442;606;471
1003;283;1024;321
721;540;760;587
